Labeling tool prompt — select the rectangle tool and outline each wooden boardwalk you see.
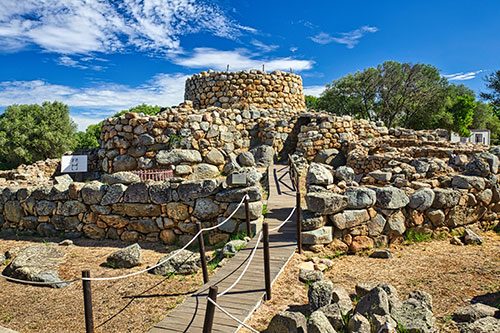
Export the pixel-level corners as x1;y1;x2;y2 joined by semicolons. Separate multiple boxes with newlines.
150;165;297;332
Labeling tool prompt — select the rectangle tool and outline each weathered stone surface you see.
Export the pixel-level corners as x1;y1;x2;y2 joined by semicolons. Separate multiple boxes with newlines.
302;227;333;245
101;172;140;185
320;304;344;331
129;218;159;233
60;200;86;216
427;209;445;226
393;291;435;333
250;145;274;167
205;148;225;165
331;209;370;230
350;236;374;253
166;202;190;220
81;182;107;205
159;229;176;245
308;310;336;333
99;215;129;229
149;249;201;275
83;224;106;239
345;187;376;209
222;239;247;257
409;188;435;211
237;151;256;167
106;243;142;268
374;187;409;209
306;192;348;215
35;200;56;216
123;182;149;203
355;282;377;298
308;279;334;311
37;223;57;236
370;249;392;259
113;155;137;172
148;182;171;204
453;303;498;323
307;163;334;186
369;170;392;183
177;179;219;201
452;175;486;190
190;163;220;180
215;186;262;203
266;311;307;333
2;245;67;287
302;210;326;231
385;210;406;236
193;198;219;220
432;188;461;208
156;149;202;165
331;286;353;315
463;228;483;245
460;316;500;333
226;201;262;220
299;268;323;283
112;203;161;217
355;287;390;318
335;166;355;182
120;230;139;242
226;167;262;187
348;313;371;333
367;214;386;236
101;184;127;205
4;201;23;222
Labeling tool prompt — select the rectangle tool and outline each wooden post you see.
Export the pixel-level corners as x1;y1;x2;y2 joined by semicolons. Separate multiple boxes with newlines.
196;222;209;284
296;173;302;254
82;270;94;333
203;286;218;333
263;222;271;300
244;196;251;237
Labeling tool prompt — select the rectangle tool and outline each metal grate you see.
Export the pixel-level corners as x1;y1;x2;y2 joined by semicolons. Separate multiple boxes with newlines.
131;169;174;181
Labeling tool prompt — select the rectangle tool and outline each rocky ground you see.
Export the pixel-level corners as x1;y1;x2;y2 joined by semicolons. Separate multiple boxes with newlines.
241;231;499;332
0;236;207;333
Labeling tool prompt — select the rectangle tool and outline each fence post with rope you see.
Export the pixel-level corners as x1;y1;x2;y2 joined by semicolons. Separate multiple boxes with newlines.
196;222;209;284
262;222;271;300
82;270;94;333
203;286;218;333
244;196;251;237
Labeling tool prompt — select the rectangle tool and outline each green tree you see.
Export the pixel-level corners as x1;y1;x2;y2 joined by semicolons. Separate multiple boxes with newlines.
113;103;162;117
305;95;319;109
0;101;76;169
480;70;500;113
447;95;476;137
74;123;102;149
471;102;500;144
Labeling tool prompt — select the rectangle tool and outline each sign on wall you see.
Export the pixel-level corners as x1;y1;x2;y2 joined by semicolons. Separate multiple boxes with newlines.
61;155;88;173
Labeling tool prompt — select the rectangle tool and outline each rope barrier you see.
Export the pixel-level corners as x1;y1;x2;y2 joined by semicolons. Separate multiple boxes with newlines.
207;297;260;333
269;206;296;232
82;194;251;282
0;273;78;286
218;232;263;298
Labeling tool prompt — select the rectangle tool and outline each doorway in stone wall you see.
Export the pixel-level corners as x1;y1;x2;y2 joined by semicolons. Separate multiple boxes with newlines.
278;115;312;162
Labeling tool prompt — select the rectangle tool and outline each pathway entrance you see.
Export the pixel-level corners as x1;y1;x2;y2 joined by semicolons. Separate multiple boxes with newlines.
150;164;297;332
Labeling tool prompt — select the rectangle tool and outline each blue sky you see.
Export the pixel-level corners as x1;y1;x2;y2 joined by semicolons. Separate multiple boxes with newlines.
0;0;499;130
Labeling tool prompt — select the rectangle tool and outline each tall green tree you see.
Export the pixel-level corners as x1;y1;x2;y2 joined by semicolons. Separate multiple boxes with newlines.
480;70;500;113
0;101;76;168
305;95;319;109
112;103;162;117
447;95;476;137
74;123;101;150
471;102;500;144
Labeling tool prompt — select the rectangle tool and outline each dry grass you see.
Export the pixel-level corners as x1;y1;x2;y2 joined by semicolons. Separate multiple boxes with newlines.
242;232;500;333
0;236;208;333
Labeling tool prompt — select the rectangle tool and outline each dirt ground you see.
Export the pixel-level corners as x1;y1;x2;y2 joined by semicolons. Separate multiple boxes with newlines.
242;231;500;333
0;236;208;333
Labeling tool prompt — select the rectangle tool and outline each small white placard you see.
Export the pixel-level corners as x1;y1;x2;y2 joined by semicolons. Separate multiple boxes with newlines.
61;155;88;173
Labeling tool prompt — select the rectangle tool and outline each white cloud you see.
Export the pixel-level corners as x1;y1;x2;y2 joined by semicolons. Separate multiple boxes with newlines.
0;73;188;130
304;85;325;97
250;39;279;53
290;46;298;53
0;0;253;54
310;26;378;48
57;55;105;70
172;48;314;72
443;70;483;81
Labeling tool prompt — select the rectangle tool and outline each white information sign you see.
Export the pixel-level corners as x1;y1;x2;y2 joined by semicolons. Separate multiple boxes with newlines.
61;155;88;173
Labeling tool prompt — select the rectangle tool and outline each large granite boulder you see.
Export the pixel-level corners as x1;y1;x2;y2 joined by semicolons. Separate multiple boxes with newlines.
307;310;336;333
409;188;435;211
392;291;435;333
2;245;67;288
374;187;409;209
106;243;142;268
101;172;140;185
215;186;262;203
345;187;376;209
308;279;334;311
177;179;219;202
306;192;348;215
193;198;220;220
156;149;202;165
250;145;274;167
307;163;334;186
266;311;307;333
149;249;201;275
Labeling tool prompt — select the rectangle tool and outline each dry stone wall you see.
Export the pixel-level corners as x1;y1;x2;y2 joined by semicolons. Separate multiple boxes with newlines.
99;102;300;174
0;170;265;245
184;70;306;110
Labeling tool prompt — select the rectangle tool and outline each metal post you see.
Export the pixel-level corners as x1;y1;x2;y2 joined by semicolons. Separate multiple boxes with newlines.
263;222;271;300
244;196;251;237
203;286;218;333
82;270;94;333
196;222;209;284
296;174;302;254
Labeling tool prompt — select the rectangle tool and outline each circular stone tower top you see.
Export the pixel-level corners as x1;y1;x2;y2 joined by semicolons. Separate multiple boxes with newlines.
184;70;306;110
